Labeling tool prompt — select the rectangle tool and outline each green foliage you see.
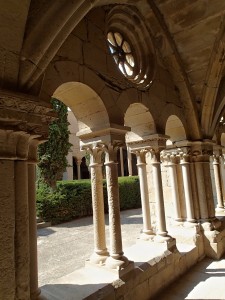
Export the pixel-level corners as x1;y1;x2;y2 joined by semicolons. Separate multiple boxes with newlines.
37;176;141;225
38;98;72;188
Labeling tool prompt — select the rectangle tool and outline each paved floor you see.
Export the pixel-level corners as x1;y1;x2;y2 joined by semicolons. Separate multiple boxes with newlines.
38;208;225;299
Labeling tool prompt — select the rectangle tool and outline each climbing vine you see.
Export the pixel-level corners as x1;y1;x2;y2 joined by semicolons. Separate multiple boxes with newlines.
38;98;72;188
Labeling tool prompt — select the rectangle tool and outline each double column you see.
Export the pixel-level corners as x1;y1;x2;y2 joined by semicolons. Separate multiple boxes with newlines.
0;130;44;300
82;138;131;272
132;148;154;240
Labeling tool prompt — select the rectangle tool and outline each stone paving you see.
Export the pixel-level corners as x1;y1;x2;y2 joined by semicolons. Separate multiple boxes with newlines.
37;208;143;286
38;208;225;299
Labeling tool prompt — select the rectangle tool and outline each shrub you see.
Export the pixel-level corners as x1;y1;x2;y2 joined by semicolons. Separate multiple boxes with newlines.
37;176;141;224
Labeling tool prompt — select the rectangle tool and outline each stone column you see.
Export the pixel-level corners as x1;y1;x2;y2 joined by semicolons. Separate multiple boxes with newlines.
120;147;124;177
212;154;225;211
28;140;42;300
14;160;30;299
127;146;133;176
150;150;170;239
193;156;210;221
104;142;130;270
84;144;108;265
0;159;15;300
134;149;154;239
180;152;196;223
77;158;81;180
165;153;182;222
189;160;200;220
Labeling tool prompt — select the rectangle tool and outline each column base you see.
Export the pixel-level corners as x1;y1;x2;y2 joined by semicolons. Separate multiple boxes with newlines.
139;230;155;241
31;289;48;300
154;235;176;251
200;220;214;231
105;255;134;276
216;206;225;212
184;220;198;228
89;250;109;265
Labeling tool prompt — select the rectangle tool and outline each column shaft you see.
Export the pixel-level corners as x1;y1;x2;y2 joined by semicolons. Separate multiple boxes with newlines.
89;162;108;263
180;161;195;222
105;161;123;257
120;148;124;177
151;161;168;236
0;160;15;300
168;163;182;221
28;164;41;299
127;147;133;176
213;157;224;209
189;162;200;220
137;160;153;235
15;160;30;299
194;162;209;219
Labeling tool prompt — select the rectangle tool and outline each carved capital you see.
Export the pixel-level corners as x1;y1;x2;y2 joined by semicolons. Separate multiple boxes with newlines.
82;143;104;165
103;141;123;163
132;148;148;165
161;150;179;165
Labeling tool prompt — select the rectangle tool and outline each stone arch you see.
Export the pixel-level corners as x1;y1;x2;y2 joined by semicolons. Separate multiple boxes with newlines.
165;115;187;146
124;103;156;142
53;82;110;134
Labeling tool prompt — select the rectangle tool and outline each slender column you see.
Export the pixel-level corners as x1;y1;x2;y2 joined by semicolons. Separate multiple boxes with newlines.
180;153;196;223
84;145;108;264
166;154;182;222
120;147;124;177
27;139;42;300
150;150;169;237
104;143;129;270
194;158;209;220
189;161;200;220
213;155;225;210
0;160;15;300
127;146;133;176
77;158;81;180
134;149;154;239
14;160;30;299
219;155;225;202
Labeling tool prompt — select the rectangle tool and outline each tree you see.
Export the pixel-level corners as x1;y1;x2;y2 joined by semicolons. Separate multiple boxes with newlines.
38;98;72;188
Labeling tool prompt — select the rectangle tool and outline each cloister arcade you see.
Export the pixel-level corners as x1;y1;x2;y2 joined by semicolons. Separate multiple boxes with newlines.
1;1;225;299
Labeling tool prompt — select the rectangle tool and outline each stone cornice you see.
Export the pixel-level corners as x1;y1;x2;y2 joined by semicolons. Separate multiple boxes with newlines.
0;89;56;140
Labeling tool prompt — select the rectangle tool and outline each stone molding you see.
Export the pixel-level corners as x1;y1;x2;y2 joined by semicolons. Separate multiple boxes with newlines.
0;89;56;140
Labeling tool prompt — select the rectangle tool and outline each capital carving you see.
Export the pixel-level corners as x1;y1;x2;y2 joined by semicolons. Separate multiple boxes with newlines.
82;143;104;165
103;141;123;163
132;148;147;165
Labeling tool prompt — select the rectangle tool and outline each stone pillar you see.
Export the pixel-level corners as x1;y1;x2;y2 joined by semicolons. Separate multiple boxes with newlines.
28;140;42;300
77;158;81;180
193;156;210;222
150;150;169;239
134;149;154;239
212;154;225;211
127;146;133;176
180;152;196;223
84;144;108;264
120;147;124;177
15;160;30;299
165;153;182;222
0;159;15;300
103;142;130;270
189;160;200;220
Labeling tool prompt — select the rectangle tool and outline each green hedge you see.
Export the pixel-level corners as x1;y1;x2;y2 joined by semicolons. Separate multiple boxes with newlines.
37;176;141;224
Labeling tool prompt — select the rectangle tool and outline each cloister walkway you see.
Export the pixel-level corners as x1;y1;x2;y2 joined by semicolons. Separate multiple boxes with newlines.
38;208;225;300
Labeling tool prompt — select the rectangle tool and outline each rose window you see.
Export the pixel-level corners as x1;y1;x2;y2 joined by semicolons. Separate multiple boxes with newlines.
106;5;156;90
107;32;135;77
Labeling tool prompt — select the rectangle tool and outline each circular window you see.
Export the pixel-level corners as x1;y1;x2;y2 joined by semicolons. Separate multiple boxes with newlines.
107;32;135;77
106;6;156;90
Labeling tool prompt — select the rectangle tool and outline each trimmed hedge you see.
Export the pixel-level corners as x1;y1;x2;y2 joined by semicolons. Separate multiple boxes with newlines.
36;176;141;225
